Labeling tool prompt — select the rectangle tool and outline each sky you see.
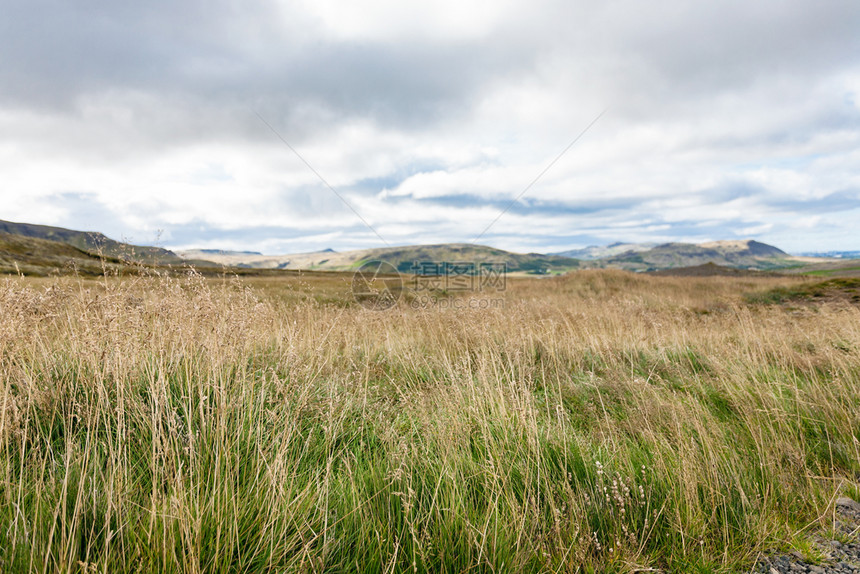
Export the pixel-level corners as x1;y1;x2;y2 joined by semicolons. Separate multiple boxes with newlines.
1;0;859;255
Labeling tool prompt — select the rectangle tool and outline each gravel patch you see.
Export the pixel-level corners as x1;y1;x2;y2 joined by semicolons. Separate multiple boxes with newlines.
754;498;860;574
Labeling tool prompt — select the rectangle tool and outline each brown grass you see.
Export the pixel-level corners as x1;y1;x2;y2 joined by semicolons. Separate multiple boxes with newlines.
0;269;858;573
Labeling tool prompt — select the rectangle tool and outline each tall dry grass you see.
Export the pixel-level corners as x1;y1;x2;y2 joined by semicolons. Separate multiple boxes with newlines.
0;270;858;573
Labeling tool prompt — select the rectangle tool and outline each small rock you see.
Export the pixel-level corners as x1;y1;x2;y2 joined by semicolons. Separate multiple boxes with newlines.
836;497;860;512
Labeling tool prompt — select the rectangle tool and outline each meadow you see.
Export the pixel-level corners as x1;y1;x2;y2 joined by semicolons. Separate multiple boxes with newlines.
1;269;858;573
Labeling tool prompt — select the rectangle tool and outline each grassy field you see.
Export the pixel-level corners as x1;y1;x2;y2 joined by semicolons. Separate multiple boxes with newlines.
1;269;859;573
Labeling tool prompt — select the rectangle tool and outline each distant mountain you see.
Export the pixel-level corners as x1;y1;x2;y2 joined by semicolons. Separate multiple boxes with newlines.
586;239;792;271
178;248;341;270
553;242;656;260
180;239;799;274
357;244;579;274
179;243;580;275
697;239;787;257
0;219;200;265
0;218;810;277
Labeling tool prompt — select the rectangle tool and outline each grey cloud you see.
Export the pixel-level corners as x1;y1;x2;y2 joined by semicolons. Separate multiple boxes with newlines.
700;180;860;215
4;0;858;157
388;192;649;217
702;182;764;203
2;0;860;252
594;1;860;114
0;0;534;138
765;189;860;215
5;0;859;126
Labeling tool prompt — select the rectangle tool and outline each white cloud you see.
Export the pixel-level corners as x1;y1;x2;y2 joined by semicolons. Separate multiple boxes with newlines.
1;0;859;253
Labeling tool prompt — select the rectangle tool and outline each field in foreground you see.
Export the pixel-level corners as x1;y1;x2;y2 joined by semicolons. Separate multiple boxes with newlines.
1;271;859;573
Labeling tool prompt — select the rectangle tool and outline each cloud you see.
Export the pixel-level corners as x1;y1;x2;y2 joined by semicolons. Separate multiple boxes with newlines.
1;0;860;254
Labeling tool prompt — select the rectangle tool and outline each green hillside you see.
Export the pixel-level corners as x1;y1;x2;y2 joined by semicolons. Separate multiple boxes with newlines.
589;240;793;272
0;232;128;276
355;244;580;274
180;242;581;274
0;219;186;264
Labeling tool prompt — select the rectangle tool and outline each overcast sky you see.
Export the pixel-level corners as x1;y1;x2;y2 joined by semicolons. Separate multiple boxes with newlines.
2;0;859;254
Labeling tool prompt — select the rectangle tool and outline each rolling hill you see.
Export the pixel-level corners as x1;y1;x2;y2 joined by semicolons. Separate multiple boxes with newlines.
553;242;657;260
0;219;203;265
0;218;841;277
180;244;581;275
581;239;796;272
0;231;128;276
180;239;814;274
